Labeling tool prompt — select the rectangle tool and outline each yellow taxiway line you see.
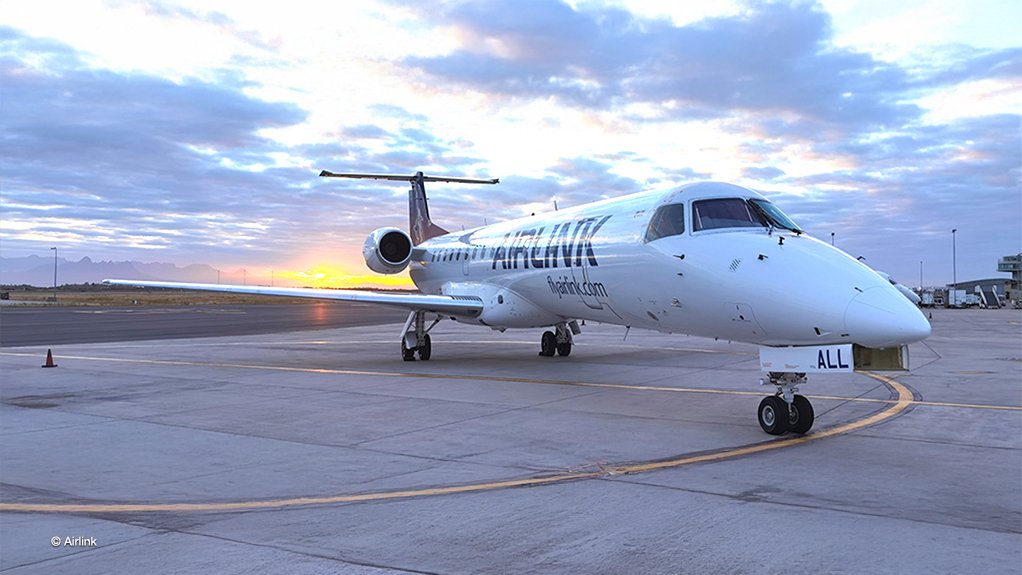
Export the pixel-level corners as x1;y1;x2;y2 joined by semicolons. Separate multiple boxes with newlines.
0;372;913;514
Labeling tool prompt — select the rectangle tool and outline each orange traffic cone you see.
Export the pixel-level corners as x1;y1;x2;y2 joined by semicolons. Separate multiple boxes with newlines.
42;349;57;368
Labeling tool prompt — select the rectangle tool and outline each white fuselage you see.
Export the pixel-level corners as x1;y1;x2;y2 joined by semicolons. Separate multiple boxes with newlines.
409;182;930;349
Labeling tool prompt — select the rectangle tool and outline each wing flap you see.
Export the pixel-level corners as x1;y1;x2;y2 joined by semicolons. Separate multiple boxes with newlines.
103;279;483;317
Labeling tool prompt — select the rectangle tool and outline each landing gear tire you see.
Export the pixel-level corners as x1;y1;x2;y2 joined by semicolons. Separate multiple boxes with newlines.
758;396;790;435
401;311;440;362
417;334;432;361
401;339;415;362
788;394;814;434
550;321;575;357
540;331;556;357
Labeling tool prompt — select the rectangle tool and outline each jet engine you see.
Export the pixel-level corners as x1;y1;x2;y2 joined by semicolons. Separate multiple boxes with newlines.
363;227;413;274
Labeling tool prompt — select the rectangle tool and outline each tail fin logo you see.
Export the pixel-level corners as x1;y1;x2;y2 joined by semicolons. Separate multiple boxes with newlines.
409;174;448;245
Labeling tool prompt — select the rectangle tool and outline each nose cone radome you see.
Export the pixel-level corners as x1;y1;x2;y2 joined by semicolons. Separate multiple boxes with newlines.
845;286;931;348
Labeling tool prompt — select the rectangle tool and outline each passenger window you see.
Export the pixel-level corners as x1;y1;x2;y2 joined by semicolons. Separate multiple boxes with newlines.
693;198;761;231
645;203;686;242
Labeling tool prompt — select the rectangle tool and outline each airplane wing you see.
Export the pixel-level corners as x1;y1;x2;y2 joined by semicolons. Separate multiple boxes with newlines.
102;279;483;317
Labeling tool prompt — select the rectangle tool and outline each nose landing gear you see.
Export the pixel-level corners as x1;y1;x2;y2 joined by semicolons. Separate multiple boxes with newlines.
758;372;815;435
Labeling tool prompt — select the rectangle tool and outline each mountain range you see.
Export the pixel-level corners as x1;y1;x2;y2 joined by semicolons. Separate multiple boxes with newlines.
1;255;226;287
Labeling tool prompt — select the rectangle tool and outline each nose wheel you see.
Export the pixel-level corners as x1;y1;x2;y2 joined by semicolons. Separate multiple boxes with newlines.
758;372;814;435
788;394;814;434
757;396;789;434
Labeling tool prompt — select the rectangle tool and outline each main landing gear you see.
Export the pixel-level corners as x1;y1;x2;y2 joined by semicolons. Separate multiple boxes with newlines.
401;310;439;361
539;321;576;357
757;372;815;435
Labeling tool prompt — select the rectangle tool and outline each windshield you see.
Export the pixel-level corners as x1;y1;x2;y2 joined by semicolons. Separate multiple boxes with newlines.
692;197;802;233
748;199;801;233
692;198;762;231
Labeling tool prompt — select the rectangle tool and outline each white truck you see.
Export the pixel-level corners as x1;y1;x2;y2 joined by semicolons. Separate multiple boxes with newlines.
948;289;967;308
920;289;935;307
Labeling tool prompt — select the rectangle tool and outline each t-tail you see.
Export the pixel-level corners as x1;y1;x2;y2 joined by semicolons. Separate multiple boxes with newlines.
319;170;499;244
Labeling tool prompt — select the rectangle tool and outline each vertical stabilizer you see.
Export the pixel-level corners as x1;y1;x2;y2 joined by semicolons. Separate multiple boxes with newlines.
320;170;499;245
409;172;449;245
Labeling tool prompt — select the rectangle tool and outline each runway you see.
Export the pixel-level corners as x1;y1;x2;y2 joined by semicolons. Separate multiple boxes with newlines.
0;302;409;347
1;308;1019;573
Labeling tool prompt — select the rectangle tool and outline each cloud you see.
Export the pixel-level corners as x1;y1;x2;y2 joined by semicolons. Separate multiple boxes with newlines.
403;2;921;135
753;111;1021;281
0;28;331;263
342;124;390;140
1;1;1018;286
913;44;1022;86
0;27;484;268
743;166;786;181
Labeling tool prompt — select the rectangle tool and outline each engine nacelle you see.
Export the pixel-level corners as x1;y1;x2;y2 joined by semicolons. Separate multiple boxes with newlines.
363;227;413;274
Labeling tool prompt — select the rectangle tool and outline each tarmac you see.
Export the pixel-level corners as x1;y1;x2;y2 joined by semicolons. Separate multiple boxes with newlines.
0;303;409;347
0;307;1019;573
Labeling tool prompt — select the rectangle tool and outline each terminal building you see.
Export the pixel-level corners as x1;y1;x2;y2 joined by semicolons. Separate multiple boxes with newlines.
939;254;1021;309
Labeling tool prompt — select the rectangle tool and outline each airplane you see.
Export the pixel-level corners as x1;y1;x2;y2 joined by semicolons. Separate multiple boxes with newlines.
107;171;931;435
875;270;923;305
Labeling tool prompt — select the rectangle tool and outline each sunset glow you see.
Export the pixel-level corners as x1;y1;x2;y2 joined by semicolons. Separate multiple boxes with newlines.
276;266;414;289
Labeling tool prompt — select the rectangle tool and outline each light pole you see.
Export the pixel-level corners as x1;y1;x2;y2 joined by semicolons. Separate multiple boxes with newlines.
952;229;957;286
951;228;958;306
919;260;923;290
50;247;58;302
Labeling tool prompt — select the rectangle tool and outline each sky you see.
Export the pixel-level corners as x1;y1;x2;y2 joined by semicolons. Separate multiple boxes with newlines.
1;0;1020;288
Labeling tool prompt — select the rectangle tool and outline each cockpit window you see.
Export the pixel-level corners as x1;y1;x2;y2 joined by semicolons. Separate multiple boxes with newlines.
692;198;761;231
748;199;801;233
692;197;803;233
645;203;685;242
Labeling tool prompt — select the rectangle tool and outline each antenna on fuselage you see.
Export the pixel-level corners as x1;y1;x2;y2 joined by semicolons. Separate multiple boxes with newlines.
319;170;499;244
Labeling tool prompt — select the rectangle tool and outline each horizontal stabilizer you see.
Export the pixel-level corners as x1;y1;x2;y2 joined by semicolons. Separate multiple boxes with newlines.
319;171;499;185
320;169;498;244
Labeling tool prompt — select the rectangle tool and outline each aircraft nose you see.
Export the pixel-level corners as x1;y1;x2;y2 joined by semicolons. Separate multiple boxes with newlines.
844;286;931;348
